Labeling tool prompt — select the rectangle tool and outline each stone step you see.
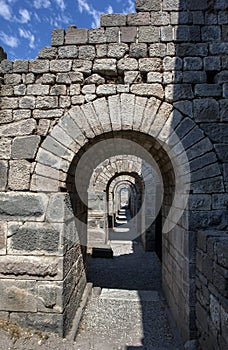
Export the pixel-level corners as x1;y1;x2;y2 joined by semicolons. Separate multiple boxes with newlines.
99;288;160;302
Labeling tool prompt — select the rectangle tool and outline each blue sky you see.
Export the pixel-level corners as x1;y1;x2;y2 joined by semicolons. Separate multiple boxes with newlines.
0;0;136;60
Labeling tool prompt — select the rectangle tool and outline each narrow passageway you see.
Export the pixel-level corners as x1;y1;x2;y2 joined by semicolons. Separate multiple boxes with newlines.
75;209;183;349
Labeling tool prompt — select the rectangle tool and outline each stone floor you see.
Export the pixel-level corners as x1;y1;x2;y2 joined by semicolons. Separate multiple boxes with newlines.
75;209;183;349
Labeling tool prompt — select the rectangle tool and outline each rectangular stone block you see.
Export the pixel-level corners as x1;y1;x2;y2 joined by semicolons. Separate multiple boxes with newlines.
0;222;6;255
127;12;150;26
136;0;161;11
101;14;126;27
11;135;40;161
138;26;160;42
0;255;63;280
165;84;193;102
7;222;63;255
29;60;49;73
0;119;36;137
65;27;88;44
89;28;106;44
10;312;64;335
8;160;31;191
0;160;8;191
37;281;63;313
131;83;164;99
177;43;208;56
121;27;137;43
0;192;48;221
0;279;37;312
93;58;117;75
163;0;186;10
52;28;64;46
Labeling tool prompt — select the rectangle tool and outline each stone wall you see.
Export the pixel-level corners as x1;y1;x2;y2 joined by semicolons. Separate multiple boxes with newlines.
196;231;228;349
0;0;227;345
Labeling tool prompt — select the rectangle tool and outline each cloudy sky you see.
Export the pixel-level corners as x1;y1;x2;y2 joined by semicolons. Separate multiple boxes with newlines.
0;0;136;60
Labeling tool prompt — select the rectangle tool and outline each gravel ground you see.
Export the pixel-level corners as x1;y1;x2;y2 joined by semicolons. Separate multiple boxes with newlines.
76;237;183;349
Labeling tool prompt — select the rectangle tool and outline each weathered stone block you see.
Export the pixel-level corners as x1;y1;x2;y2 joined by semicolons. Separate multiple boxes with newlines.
0;59;12;73
121;27;137;43
136;0;160;11
130;43;148;58
79;45;96;60
147;72;162;82
11;135;40;159
117;57;138;71
202;26;221;41
19;96;35;109
131;83;164;99
138;26;160;42
161;26;173;42
101;14;126;27
96;84;117;96
50;59;72;72
107;43;128;59
186;0;208;10
93;58;116;75
163;57;182;70
38;282;63;313
46;193;74;223
0;160;8;191
0;222;6;254
183;57;202;70
149;43;167;57
105;28;119;43
0;97;18;109
127;12;150;26
0;192;48;220
194;99;219;122
8;222;62;255
0;256;63;279
65;27;88;44
38;47;57;59
124;71;142;84
8;160;31;190
27;84;49;96
165;84;193;102
215;144;228;162
13;60;29;73
36;96;58;109
139;58;162;71
204;56;221;71
151;11;170;26
51;28;64;46
72;59;92;74
89;28;106;44
195;84;222;97
0;138;11;159
0;280;37;312
10;312;63;335
163;0;186;10
0;119;36;137
177;43;208;56
183;71;206;83
58;45;78;58
29;60;49;73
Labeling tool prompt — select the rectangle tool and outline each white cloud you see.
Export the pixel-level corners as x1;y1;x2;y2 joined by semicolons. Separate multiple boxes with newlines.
55;0;65;11
18;8;31;23
123;0;135;14
0;0;12;20
34;0;51;9
0;31;19;47
19;28;35;49
77;0;113;28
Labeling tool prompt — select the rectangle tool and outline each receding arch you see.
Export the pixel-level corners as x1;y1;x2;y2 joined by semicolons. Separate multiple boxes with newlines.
31;93;224;340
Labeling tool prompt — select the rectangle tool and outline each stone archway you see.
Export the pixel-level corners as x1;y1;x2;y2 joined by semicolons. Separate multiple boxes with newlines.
26;95;223;339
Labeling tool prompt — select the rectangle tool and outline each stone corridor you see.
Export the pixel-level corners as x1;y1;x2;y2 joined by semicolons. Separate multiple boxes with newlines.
75;208;183;349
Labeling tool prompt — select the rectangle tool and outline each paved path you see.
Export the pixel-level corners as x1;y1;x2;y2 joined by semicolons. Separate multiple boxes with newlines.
75;209;183;349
